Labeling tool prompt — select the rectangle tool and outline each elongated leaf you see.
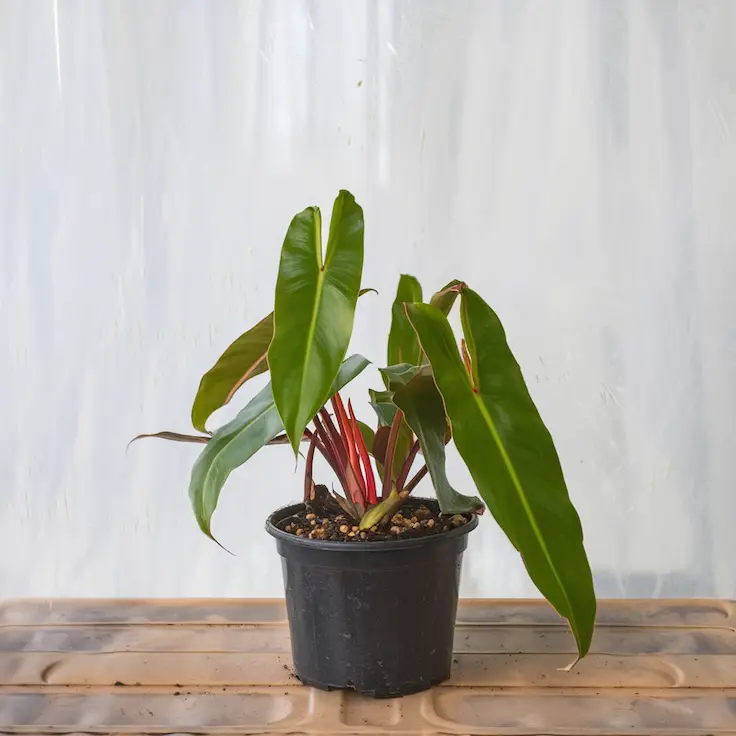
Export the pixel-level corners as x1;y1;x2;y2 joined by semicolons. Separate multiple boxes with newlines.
429;279;463;316
189;354;369;543
129;430;297;449
269;191;364;453
405;297;596;658
190;289;374;434
189;383;283;544
387;275;423;370
393;374;483;514
329;353;371;394
128;431;210;448
191;313;273;433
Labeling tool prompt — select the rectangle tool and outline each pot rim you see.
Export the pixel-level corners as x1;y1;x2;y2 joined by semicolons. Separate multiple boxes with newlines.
265;496;479;552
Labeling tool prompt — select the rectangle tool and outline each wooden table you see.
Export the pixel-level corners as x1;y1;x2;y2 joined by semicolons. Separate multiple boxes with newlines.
0;599;734;734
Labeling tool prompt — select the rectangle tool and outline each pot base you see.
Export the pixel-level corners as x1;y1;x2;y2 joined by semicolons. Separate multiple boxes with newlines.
295;671;450;699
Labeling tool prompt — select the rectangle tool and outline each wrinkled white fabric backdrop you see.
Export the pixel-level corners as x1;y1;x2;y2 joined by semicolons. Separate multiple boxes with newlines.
1;0;734;599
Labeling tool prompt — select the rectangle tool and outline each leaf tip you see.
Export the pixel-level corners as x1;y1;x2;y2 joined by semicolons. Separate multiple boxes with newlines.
210;534;235;556
200;523;235;556
557;656;580;673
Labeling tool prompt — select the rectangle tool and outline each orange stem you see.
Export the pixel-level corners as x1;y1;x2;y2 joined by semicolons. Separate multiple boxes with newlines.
350;404;377;505
332;394;364;494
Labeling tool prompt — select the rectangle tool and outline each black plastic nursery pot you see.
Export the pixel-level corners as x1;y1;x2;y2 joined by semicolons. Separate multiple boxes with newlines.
266;498;478;698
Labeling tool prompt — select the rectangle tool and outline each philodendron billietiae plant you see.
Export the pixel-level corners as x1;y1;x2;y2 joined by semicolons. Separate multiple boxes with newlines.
136;190;596;660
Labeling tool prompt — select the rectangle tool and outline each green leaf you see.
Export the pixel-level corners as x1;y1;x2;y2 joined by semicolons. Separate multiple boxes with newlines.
190;313;273;433
405;296;596;659
429;279;463;316
387;275;423;372
368;389;397;427
190;291;374;434
328;354;371;399
378;363;427;389
269;191;364;454
393;374;483;514
189;354;369;544
189;383;283;546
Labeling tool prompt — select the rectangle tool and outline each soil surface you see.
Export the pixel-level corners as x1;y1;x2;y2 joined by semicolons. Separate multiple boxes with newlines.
276;502;471;542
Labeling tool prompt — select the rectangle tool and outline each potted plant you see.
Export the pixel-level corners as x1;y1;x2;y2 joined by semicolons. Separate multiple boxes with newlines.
136;190;596;698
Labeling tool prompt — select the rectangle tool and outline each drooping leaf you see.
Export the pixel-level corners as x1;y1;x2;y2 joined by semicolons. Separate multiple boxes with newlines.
386;275;423;379
189;383;283;546
405;296;596;659
189;354;369;544
128;431;299;451
269;190;364;453
128;431;210;448
429;279;463;316
190;313;273;433
393;374;483;514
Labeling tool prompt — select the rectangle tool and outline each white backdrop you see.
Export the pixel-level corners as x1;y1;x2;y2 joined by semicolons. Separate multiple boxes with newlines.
1;0;735;600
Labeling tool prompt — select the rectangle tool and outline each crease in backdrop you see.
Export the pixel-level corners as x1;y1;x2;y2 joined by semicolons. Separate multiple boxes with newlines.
1;0;734;599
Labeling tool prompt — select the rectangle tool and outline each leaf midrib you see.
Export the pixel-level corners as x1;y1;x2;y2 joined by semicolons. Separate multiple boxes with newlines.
296;214;327;429
224;352;268;405
469;385;578;638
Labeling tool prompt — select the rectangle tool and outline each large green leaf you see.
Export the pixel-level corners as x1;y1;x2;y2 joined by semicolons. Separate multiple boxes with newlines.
269;191;364;453
405;295;596;658
393;374;483;514
387;275;423;371
189;354;369;543
191;313;273;433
